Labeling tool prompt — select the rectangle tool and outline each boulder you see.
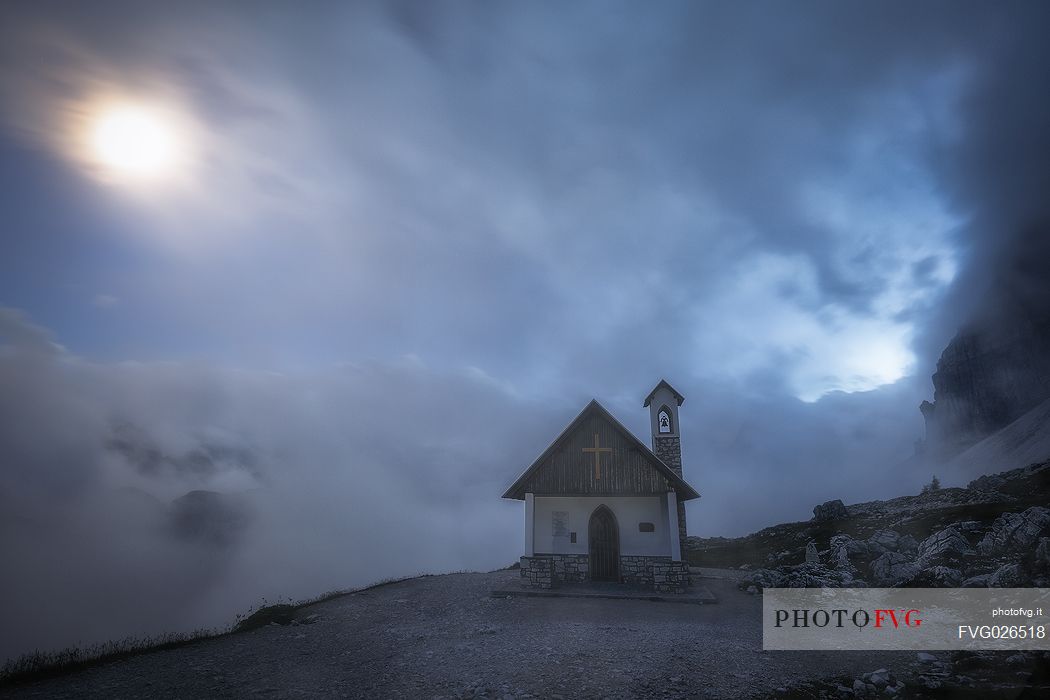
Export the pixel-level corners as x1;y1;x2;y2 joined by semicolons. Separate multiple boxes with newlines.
961;574;991;588
865;530;901;555
831;533;869;556
988;562;1025;587
739;568;787;591
782;563;861;588
900;565;964;587
1006;653;1027;666
897;534;919;555
741;563;863;590
917;526;974;564
813;499;849;522
869;669;892;688
968;472;1006;492
977;507;1050;555
871;551;921;586
1037;537;1050;566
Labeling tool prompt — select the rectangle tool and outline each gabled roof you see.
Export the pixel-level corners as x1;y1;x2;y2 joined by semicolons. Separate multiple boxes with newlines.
501;399;700;501
643;379;685;407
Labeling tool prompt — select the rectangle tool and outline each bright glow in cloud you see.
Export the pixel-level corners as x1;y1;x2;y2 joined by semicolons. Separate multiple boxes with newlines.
691;252;922;401
90;103;181;179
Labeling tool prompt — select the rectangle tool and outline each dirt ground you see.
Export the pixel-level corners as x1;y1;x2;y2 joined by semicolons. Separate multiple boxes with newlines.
1;570;916;699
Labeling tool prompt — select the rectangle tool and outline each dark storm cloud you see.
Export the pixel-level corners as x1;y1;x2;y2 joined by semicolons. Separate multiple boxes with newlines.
1;0;1050;660
892;1;1050;365
0;0;970;387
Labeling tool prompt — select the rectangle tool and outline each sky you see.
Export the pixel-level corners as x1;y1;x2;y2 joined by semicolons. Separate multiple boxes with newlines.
1;0;1049;659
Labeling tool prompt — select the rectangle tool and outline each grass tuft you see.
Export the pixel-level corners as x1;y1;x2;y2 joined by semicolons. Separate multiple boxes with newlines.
0;571;437;688
0;628;220;688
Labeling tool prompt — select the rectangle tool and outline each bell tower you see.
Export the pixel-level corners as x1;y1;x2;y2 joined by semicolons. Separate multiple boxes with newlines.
644;379;687;550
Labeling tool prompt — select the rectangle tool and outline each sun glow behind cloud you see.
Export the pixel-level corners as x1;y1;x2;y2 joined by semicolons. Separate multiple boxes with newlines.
77;97;197;192
90;104;181;179
0;2;970;398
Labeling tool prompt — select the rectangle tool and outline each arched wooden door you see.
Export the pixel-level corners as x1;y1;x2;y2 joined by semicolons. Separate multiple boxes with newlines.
588;505;619;581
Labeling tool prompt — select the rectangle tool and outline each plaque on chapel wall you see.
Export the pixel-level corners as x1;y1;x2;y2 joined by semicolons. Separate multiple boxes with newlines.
552;511;569;537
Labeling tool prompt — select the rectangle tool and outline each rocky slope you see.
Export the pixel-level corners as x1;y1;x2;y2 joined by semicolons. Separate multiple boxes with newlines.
944;396;1050;480
918;308;1050;458
684;460;1050;590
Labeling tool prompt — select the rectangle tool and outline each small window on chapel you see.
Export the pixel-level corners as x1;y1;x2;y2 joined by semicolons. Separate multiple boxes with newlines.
658;408;672;434
638;522;655;533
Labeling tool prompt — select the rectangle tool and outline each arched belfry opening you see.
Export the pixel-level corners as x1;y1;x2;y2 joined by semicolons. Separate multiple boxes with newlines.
588;504;619;581
657;405;674;434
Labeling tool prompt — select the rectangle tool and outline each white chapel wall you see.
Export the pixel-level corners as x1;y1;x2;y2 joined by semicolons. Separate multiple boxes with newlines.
532;496;670;557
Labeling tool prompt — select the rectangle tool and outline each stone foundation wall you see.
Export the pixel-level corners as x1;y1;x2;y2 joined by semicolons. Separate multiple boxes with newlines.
620;555;657;586
652;559;690;593
522;553;688;593
550;553;589;583
519;556;552;589
520;554;589;588
620;555;690;592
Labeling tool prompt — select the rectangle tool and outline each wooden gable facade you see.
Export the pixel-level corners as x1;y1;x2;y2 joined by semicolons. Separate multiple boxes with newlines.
502;400;700;501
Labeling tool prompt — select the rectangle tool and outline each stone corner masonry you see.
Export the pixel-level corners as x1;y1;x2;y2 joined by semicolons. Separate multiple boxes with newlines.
520;554;689;593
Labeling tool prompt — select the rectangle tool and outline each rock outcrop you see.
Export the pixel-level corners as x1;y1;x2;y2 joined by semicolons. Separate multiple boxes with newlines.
917;526;975;565
742;500;1050;589
740;563;863;590
988;563;1025;588
729;460;1050;591
812;499;848;522
918;309;1050;458
871;552;920;586
865;530;901;555
902;565;964;587
695;457;1050;594
976;506;1050;554
1037;537;1050;565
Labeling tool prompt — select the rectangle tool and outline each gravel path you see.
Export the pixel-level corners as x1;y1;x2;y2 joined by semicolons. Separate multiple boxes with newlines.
1;571;912;699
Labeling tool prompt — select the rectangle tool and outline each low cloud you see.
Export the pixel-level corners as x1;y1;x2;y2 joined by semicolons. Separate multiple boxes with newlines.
0;309;537;660
0;309;931;660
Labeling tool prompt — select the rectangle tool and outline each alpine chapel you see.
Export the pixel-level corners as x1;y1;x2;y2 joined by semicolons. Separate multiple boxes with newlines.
502;380;700;592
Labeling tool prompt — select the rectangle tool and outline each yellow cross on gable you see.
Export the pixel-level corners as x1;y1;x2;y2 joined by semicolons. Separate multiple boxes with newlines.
582;433;613;480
